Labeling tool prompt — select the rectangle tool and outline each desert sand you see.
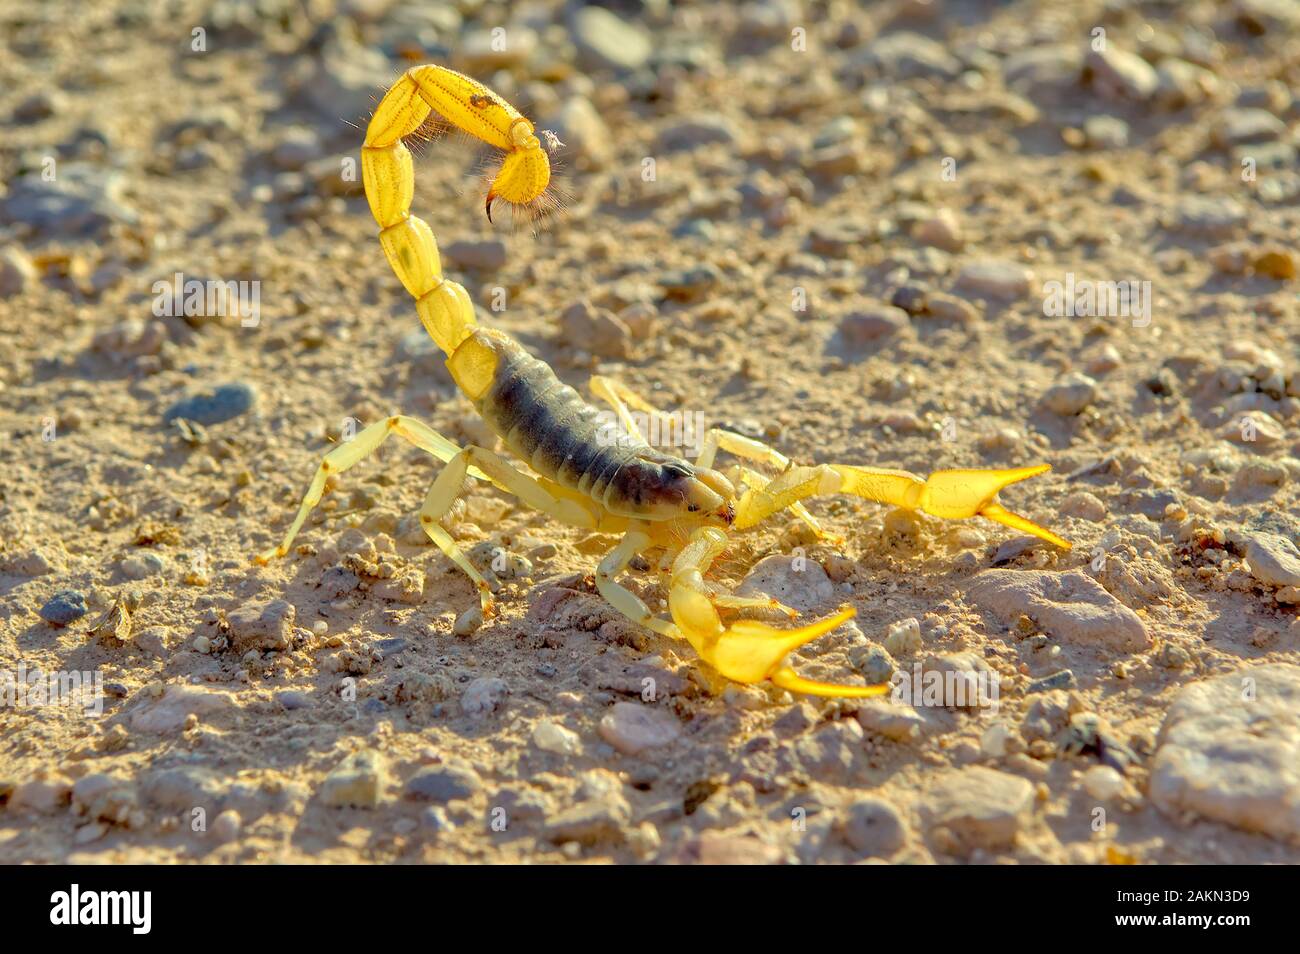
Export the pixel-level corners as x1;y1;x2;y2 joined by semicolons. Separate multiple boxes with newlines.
1;0;1298;864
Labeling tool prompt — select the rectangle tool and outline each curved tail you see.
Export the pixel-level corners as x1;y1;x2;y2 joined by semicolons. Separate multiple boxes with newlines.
361;66;552;356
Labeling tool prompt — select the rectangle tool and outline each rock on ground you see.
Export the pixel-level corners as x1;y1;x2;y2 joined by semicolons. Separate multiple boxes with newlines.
736;555;837;613
404;763;482;804
598;702;681;756
545;794;631;845
1150;664;1300;839
922;766;1035;854
1243;533;1300;588
227;598;295;652
320;751;387;808
460;677;508;718
838;797;909;858
968;569;1151;652
129;686;236;733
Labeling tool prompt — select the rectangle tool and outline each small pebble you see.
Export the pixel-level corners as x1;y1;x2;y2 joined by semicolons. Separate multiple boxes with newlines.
598;702;681;756
954;259;1034;300
212;809;241;843
164;383;257;426
1040;373;1097;416
121;552;165;580
404;764;482;803
852;644;896;685
981;723;1013;758
1085;45;1158;102
1083;765;1126;801
840;306;909;344
1027;670;1077;693
839;797;908;858
443;239;507;271
1159;643;1191;669
913;209;963;252
884;618;922;656
571;6;652;72
454;605;484;637
0;246;38;298
320;751;387;809
1083;115;1130;149
460;677;508;717
532;721;583;756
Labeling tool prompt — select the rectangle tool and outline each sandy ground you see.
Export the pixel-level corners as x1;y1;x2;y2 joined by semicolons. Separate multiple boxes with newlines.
1;0;1298;864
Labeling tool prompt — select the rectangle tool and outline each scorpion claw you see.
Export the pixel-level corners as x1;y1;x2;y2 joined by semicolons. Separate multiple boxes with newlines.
770;666;891;699
918;465;1071;549
681;604;886;698
977;501;1071;550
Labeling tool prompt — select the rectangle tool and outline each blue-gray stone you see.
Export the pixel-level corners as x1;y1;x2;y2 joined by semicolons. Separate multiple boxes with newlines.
1;166;138;237
404;765;482;803
164;382;257;425
275;690;313;711
39;590;88;626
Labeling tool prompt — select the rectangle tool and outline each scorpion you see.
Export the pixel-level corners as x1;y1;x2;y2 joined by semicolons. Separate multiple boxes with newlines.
256;66;1072;699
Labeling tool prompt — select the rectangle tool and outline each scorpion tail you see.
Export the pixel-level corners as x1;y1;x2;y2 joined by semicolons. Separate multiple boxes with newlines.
363;66;555;358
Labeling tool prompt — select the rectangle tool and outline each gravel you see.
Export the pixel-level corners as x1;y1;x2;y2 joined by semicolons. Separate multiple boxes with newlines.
3;0;1296;868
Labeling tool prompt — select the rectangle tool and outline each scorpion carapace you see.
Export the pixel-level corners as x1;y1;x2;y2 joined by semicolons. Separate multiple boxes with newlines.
256;65;1072;699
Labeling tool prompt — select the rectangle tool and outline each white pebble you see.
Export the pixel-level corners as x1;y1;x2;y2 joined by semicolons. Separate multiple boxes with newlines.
532;721;582;756
981;723;1012;758
454;605;484;637
212;809;241;843
1083;764;1126;801
884;618;922;656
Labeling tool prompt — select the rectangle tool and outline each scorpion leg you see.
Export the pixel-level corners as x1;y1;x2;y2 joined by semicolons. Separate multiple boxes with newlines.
733;463;1071;549
706;588;800;619
255;416;484;565
668;528;887;698
415;451;497;613
596;529;680;639
589;375;661;441
421;445;600;614
696;428;788;471
596;531;798;642
649;546;799;620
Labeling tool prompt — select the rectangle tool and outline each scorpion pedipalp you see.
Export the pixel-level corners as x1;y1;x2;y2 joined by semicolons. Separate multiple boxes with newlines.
667;528;891;697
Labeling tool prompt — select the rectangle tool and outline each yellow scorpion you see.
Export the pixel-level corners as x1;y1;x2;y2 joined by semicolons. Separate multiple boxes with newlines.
257;66;1072;699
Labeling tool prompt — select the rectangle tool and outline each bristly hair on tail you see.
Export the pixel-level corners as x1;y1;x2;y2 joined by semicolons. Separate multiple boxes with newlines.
477;132;573;237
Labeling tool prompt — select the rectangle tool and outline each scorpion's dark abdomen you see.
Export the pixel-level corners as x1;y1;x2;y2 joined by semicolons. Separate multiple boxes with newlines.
474;335;640;501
